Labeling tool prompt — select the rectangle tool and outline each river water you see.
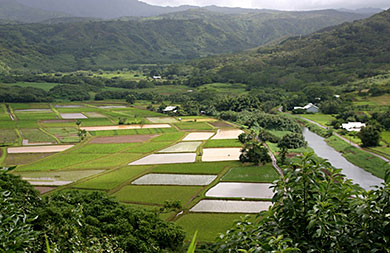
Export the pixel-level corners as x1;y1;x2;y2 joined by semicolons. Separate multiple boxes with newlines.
302;128;383;190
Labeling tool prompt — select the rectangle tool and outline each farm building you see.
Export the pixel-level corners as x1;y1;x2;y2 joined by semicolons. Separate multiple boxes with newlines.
342;122;366;132
293;103;319;113
163;106;177;113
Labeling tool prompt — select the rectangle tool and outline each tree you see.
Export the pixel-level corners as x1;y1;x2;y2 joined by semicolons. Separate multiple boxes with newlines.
358;125;381;147
239;132;271;165
278;133;306;149
125;94;136;104
213;154;390;252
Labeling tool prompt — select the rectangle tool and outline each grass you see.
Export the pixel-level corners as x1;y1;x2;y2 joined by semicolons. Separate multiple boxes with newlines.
9;103;50;109
19;129;57;143
268;130;291;138
368;94;390;105
112;185;202;205
267;142;314;155
204;139;242;148
44;127;79;143
4;153;55;166
17;154;103;171
221;164;280;183
176;213;253;242
151;161;240;174
78;118;114;126
66;153;142;170
326;136;389;179
382;131;390;143
0;129;19;144
75;165;151;190
4;82;60;91
298;113;335;126
90;127;177;136
174;122;214;130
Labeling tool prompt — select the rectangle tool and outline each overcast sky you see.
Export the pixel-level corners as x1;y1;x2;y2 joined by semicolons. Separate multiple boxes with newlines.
139;0;390;11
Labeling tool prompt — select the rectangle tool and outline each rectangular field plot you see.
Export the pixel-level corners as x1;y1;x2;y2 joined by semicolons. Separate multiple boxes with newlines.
82;124;171;131
5;153;54;166
151;161;240;174
8;145;74;154
17;154;103;171
204;139;242;148
60;113;88;119
190;200;272;213
131;174;217;185
205;182;274;199
90;127;177;137
147;117;178;123
129;153;196;165
89;134;158;144
209;121;234;128
202;148;241;162
72;143;140;154
0;129;18;144
176;213;252;242
125;142;172;153
78;118;114;127
15;109;52;112
18;170;104;186
20;129;56;144
75;166;151;190
150;132;184;142
211;129;244;140
44;128;79;143
174;122;214;130
15;112;58;120
83;112;106;118
112;185;202;205
182;132;214;141
221;164;279;183
66;153;142;170
159;142;201;153
10;103;50;110
54;105;82;108
98;105;127;109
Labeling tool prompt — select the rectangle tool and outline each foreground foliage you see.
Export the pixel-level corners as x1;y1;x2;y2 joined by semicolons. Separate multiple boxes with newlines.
213;154;390;252
0;171;185;252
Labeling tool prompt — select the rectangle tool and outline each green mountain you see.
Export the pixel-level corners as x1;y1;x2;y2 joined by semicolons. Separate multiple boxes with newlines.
0;9;369;72
0;0;70;23
185;9;390;90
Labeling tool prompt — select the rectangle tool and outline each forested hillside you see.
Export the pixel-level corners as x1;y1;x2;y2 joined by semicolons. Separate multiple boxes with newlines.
0;9;368;72
182;9;390;90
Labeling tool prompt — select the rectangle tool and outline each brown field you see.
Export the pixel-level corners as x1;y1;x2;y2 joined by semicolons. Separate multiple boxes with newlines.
209;121;234;128
34;186;56;194
5;153;54;166
40;120;75;123
89;134;159;144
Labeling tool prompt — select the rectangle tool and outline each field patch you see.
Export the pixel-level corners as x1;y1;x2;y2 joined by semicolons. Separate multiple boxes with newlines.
112;185;202;205
205;182;273;199
209;121;234;128
211;129;244;140
221;164;279;183
5;153;54;166
67;153;142;170
99;105;127;109
174;122;213;130
202;148;241;162
150;132;184;142
190;200;272;213
20;129;56;144
204;139;242;148
183;132;214;141
82;124;171;131
147;117;178;123
151;161;239;174
60;113;88;119
129;153;196;165
159;142;201;153
90;127;177;137
75;165;151;190
44;127;79;143
15;112;58;120
15;109;52;112
72;143;139;154
125;142;172;153
0;129;18;144
54;105;82;108
131;174;217;185
8;145;74;154
89;134;158;144
83;112;106;118
34;186;55;194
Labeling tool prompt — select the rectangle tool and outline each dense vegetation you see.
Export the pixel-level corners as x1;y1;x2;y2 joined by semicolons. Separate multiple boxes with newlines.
0;9;368;71
212;154;390;252
0;170;185;252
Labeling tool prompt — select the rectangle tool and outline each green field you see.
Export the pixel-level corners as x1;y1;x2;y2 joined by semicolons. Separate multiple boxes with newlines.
15;112;58;120
15;170;104;182
149;132;184;142
151;161;239;174
0;129;19;144
44;127;79;143
221;164;279;183
382;131;390;143
73;143;140;154
20;129;57;143
204;139;242;148
90;127;177;136
174;122;214;130
75;165;151;190
176;213;253;242
66;153;142;170
298;113;335;126
112;185;202;205
5;82;61;91
4;153;55;166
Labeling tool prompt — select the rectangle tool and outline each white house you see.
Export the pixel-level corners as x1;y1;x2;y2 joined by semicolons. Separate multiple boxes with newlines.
293;103;319;113
163;106;177;113
153;75;162;79
342;122;366;132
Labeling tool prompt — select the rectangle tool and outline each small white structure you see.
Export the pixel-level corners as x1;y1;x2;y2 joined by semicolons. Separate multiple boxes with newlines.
163;106;177;113
342;122;366;132
153;75;162;79
294;103;319;113
334;94;341;98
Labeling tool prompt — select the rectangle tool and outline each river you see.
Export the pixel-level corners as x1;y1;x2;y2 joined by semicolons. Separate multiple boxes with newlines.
302;128;383;190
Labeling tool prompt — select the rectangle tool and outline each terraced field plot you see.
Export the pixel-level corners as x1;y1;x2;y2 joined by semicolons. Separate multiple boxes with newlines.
209;121;234;128
190;200;272;213
147;117;178;123
204;139;242;148
211;129;244;140
222;164;279;183
44;128;79;143
151;161;239;174
129;153;197;165
83;112;106;118
113;185;202;205
60;113;88;119
202;148;241;162
4;153;54;166
90;127;177;137
158;142;201;153
8;145;74;154
89;134;158;144
0;129;18;144
19;170;104;186
182;132;214;141
174;122;214;130
15;112;58;120
206;182;273;199
131;174;217;185
82;124;171;131
20;129;56;144
15;109;52;112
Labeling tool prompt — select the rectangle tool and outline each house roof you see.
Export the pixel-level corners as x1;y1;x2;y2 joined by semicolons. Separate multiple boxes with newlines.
294;103;319;110
342;122;366;131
